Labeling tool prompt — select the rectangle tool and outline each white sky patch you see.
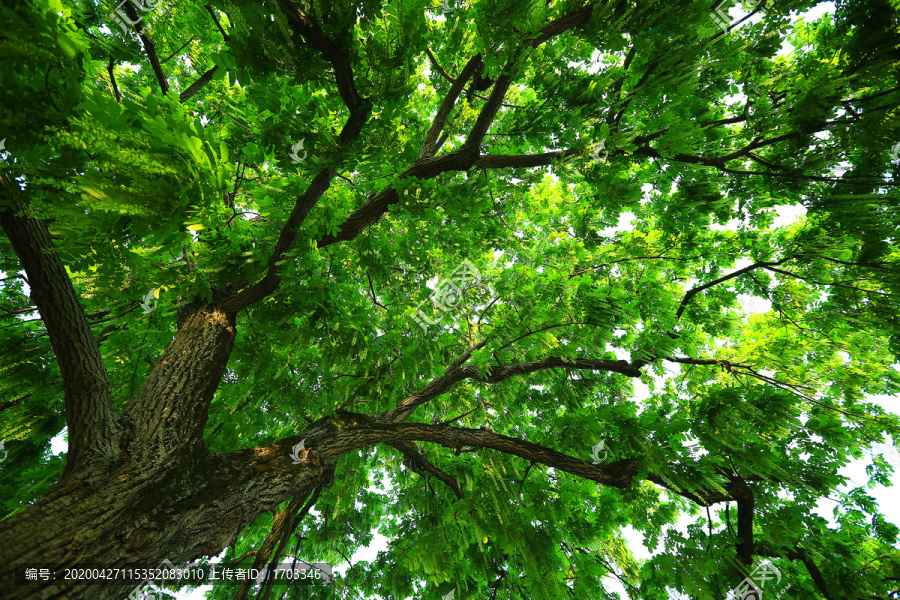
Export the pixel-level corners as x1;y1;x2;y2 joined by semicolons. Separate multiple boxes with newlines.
49;429;68;455
778;2;836;57
600;211;636;237
771;203;807;229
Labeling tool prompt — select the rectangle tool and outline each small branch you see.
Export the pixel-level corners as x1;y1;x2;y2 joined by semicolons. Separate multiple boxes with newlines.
366;273;386;310
424;47;456;84
204;3;230;41
762;265;893;298
436;399;491;427
383;355;641;422
516;461;535;496
0;306;38;318
387;441;464;499
675;258;792;319
161;36;196;65
180;66;219;103
419;54;482;159
446;338;489;373
107;57;121;102
497;320;590;352
121;1;169;95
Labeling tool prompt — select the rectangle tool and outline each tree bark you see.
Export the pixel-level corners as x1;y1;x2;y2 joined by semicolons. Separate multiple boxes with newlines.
0;292;331;599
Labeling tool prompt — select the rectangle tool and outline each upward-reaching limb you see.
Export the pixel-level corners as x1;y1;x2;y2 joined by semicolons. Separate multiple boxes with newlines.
0;197;117;472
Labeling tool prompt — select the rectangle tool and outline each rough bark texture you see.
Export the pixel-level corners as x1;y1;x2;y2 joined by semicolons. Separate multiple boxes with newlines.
0;202;118;474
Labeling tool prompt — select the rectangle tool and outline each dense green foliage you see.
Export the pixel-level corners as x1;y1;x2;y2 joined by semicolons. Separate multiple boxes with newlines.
2;0;900;598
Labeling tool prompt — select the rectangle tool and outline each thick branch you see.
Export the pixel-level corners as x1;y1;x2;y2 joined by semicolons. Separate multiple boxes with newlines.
462;64;517;152
265;418;757;508
121;1;169;95
219;2;371;313
315;146;579;249
123;303;236;454
737;496;755;564
756;546;838;600
204;3;229;41
276;0;365;114
231;498;298;600
0;201;117;469
314;4;599;249
384;356;642;422
419;54;483;159
529;3;595;47
387;442;465;499
179;66;218;103
476;148;580;168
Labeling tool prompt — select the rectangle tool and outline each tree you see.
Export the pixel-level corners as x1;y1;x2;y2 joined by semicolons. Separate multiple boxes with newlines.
1;0;899;598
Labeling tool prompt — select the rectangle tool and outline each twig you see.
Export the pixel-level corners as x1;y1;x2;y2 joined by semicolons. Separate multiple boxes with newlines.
204;3;230;41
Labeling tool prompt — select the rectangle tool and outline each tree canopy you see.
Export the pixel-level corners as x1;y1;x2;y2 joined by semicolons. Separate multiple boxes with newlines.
1;0;900;599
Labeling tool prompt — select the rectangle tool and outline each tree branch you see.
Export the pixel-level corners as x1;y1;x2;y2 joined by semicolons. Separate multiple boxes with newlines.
315;145;580;250
121;1;169;95
387;441;464;499
383;356;642;422
0;200;117;470
204;3;229;41
275;0;366;114
270;417;757;508
424;46;456;84
107;56;121;102
219;1;372;313
179;66;218;103
313;4;601;249
419;54;483;159
675;257;793;319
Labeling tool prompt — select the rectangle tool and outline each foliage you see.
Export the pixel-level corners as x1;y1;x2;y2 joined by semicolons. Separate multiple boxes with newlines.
2;0;900;598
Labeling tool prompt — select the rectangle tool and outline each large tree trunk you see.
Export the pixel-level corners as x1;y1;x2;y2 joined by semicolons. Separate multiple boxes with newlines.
0;451;328;600
0;303;329;600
